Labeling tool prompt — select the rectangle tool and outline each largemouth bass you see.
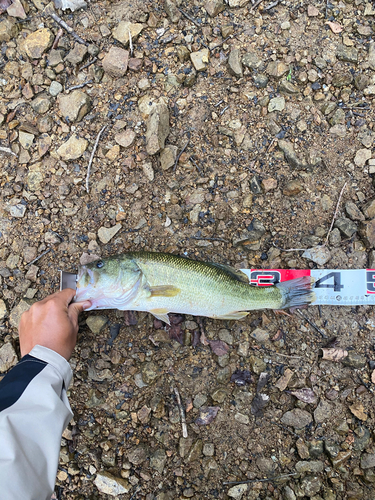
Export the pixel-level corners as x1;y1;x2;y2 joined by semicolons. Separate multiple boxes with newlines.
75;251;315;324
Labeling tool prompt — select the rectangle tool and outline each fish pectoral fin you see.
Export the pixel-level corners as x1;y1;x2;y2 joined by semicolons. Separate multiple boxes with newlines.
211;311;249;320
149;285;181;297
149;308;171;325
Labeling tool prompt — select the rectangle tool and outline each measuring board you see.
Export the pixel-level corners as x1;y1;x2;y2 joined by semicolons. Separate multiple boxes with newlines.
241;269;375;306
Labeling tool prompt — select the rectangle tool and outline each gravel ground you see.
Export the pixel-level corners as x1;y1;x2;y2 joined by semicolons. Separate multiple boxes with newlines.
1;0;375;498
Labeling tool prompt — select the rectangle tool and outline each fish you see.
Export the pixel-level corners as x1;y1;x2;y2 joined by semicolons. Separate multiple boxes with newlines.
75;251;315;325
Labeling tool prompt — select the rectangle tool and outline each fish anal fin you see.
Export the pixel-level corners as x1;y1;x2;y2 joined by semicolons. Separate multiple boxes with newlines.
149;308;171;325
149;285;180;297
212;311;249;320
209;262;249;284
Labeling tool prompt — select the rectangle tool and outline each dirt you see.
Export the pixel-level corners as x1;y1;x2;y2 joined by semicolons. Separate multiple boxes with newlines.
1;0;375;499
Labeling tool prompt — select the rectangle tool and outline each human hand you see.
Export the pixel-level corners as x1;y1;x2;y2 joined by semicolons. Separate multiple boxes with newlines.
19;289;91;361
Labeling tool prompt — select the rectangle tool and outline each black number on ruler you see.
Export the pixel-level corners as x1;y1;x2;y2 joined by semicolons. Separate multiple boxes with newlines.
315;272;344;292
366;271;375;293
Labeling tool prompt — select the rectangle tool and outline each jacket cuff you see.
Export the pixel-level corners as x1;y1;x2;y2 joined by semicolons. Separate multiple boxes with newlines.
28;345;73;389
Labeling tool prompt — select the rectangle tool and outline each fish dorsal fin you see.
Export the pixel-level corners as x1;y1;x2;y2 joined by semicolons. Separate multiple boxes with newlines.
208;262;249;284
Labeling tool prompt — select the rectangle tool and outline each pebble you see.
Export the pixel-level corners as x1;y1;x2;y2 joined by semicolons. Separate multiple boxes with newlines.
345;202;364;221
300;476;321;497
160;145;178;170
205;0;225;17
268;96;285;112
115;129;136;148
227;483;248;499
187;439;203;462
102;47;129;77
250;328;269;342
302;246;331;266
58;90;92;123
283;179;303;196
228;48;243;78
164;0;181;23
361;453;375;469
354;148;372;167
278;140;307;169
9;298;35;328
280;408;313;429
235;412;249;425
336;44;358;63
314;400;332;423
249;355;266;374
31;95;51;114
10;204;26;218
49;81;63;97
0;299;7;321
66;43;88;65
57;135;88;160
266;60;289;78
0;342;18;373
150;449;167;473
295;460;324;473
142;162;154;181
341;351;366;368
190;48;209;72
22;28;53;59
19;131;34;150
334;217;358;238
203;443;215;456
25;264;38;281
86;315;108;334
98;224;122;244
368;42;375;71
94;472;130;496
145;102;170;155
0;18;18;42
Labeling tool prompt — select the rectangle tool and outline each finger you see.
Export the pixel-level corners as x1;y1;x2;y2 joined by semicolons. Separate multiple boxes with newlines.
68;300;92;321
55;288;77;307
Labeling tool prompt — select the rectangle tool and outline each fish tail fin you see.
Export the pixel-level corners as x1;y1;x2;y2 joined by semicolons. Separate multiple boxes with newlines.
276;276;315;310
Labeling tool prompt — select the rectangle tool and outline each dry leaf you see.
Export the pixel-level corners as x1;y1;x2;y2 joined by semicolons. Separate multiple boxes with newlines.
251;393;269;417
289;388;318;405
372;369;375;384
326;21;343;33
231;369;253;386
195;406;219;425
271;329;283;341
320;348;348;362
53;0;87;11
350;402;367;421
209;340;229;356
275;368;293;391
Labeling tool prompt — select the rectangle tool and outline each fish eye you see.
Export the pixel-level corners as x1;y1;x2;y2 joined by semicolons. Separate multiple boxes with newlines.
96;260;104;269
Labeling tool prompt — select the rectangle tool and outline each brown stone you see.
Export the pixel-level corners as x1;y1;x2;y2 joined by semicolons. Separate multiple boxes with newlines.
102;47;129;77
128;58;143;71
283;179;303;196
22;28;54;59
360;219;375;248
362;199;375;219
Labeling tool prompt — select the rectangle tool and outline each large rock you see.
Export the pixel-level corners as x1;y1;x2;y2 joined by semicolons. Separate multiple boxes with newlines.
22;28;54;59
57;135;88;160
112;21;143;46
0;343;18;373
145;102;170;155
102;47;129;77
58;90;92;123
94;472;130;497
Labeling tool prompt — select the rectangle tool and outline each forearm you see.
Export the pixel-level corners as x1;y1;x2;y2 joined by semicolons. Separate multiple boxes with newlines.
0;345;73;500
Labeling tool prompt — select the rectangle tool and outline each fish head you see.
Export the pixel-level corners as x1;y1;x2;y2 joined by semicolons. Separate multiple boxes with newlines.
75;255;142;310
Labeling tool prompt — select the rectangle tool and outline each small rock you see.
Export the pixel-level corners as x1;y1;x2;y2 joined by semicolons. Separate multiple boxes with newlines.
10;204;26;218
307;5;319;16
128;58;142;71
341;351;366;368
280;79;299;94
94;472;130;496
86;315;108;334
58;90;92;123
228;48;243;78
296;438;310;460
336;44;358;63
145;102;170;155
115;129;136;148
242;52;262;69
302;246;331;266
283;179;303;196
345;202;365;221
102;47;129;77
160;145;178;170
249;355;266;374
0;299;7;321
203;443;215;456
250;328;269;342
280;408;313;429
31;94;51;114
57;134;88;160
193;393;208;408
179;437;193;458
49;81;63;97
309;440;324;458
190;48;210;72
353;427;371;452
66;43;88;65
164;0;181;23
329;228;341;247
314;400;332;423
266;60;289;78
332;72;353;87
22;28;53;59
295;460;324;473
150;449;167;473
278;140;307;169
187;439;203;462
98;224;122;244
354;148;372;167
0;343;18;373
205;0;225;17
235;412;249;425
127;445;149;465
334;217;358;238
363;199;375;219
0;18;18;42
361;453;375;469
300;475;321;497
368;42;375;71
283;485;297;500
25;264;38;281
268;96;285;112
112;21;144;47
19;131;34;150
227;484;248;499
10;298;35;329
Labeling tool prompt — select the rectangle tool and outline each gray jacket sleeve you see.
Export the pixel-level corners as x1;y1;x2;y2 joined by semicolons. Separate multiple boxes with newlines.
0;345;73;500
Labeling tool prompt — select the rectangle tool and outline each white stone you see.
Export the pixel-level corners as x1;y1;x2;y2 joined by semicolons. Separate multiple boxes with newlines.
0;343;18;373
354;148;372;167
94;473;130;497
97;224;122;244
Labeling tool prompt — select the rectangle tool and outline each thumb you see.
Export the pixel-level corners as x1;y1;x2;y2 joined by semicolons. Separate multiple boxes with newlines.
68;300;92;319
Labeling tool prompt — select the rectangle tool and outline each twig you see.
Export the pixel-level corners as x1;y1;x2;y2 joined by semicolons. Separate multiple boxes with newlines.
189;156;201;173
128;30;133;56
190;236;227;242
296;309;327;338
250;0;265;10
52;28;64;50
173;387;188;438
324;181;347;246
80;57;97;71
0;146;17;157
49;12;88;46
173;140;190;171
223;473;299;486
65;79;93;93
263;350;303;360
86;125;107;194
178;8;200;26
220;105;230;115
26;248;51;266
